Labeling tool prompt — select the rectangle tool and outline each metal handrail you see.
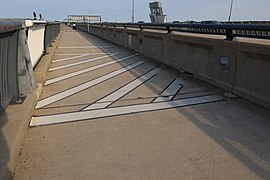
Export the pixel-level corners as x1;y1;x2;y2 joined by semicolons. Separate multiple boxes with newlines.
0;20;21;114
0;20;61;114
44;22;61;49
82;22;270;40
0;19;22;33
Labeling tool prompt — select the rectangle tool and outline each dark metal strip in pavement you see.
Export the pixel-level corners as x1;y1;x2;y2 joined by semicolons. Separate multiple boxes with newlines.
153;79;183;103
83;67;161;110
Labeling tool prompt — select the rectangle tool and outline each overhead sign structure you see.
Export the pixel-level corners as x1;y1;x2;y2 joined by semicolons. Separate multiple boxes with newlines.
68;15;101;23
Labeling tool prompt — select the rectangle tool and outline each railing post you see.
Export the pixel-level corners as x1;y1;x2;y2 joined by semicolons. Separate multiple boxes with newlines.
225;29;234;40
166;25;171;33
139;24;143;31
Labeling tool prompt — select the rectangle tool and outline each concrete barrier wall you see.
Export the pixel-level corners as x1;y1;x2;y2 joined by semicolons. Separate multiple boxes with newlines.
25;20;47;67
164;33;238;91
115;29;127;47
234;41;270;108
78;25;270;109
25;20;61;68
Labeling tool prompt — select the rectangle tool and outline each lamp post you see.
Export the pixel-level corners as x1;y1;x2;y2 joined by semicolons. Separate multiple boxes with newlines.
132;0;135;23
228;0;234;22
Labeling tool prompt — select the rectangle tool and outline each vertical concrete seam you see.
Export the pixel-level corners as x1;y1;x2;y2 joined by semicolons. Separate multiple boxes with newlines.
231;39;239;93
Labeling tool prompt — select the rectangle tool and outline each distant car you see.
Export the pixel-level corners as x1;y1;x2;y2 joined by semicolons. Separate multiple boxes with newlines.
172;21;180;24
137;21;144;23
201;20;221;24
184;20;196;24
72;23;76;29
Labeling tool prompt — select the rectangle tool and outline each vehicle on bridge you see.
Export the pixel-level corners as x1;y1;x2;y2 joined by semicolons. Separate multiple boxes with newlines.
200;20;222;24
72;23;76;29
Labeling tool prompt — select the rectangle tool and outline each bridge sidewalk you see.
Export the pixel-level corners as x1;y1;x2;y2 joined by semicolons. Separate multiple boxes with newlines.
6;27;270;179
0;33;60;180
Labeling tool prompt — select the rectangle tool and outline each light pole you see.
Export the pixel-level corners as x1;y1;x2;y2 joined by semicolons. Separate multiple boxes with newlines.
132;0;135;23
228;0;234;22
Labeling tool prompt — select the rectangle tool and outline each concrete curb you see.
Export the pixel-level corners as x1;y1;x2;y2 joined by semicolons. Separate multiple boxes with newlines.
34;28;64;85
0;84;42;180
0;27;64;180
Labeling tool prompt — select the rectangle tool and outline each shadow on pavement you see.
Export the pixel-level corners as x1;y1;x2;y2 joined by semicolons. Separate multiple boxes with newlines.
178;100;270;179
0;111;12;179
77;29;270;179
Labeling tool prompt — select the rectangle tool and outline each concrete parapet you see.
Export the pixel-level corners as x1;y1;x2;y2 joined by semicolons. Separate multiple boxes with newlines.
234;40;270;108
78;25;270;109
165;33;238;92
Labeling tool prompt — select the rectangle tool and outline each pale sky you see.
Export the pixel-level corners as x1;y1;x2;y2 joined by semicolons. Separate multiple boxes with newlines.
0;0;269;22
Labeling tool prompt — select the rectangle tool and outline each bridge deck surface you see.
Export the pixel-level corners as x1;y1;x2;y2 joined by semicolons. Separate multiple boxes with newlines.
14;27;270;179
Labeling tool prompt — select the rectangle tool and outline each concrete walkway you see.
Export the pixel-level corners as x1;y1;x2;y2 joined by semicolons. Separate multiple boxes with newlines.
14;27;270;179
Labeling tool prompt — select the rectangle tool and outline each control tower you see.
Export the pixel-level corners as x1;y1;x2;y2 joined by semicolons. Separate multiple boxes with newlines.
149;1;167;23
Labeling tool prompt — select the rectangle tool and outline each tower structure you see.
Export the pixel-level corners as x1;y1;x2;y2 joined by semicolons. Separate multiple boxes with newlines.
149;1;167;23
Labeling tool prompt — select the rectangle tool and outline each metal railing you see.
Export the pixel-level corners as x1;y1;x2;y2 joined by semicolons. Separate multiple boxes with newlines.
44;22;61;49
224;21;270;25
0;20;62;114
0;20;21;114
82;22;270;40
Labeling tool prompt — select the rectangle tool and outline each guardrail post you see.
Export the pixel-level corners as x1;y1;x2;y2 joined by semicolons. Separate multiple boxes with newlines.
166;25;171;33
139;25;143;31
225;29;234;40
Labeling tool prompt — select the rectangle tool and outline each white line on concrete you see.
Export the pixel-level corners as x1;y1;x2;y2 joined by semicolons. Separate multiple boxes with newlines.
36;61;145;109
45;54;140;85
154;79;183;103
52;54;91;63
55;53;111;56
49;54;117;71
58;46;113;49
30;95;223;126
83;67;161;110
